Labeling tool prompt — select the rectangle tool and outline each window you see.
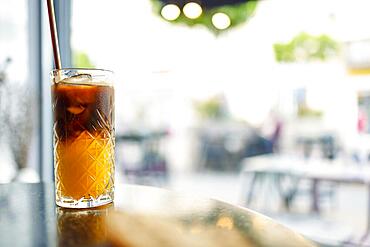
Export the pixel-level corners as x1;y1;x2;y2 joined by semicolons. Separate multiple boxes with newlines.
0;0;40;183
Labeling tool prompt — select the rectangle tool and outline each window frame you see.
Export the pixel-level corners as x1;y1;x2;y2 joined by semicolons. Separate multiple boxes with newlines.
28;0;72;181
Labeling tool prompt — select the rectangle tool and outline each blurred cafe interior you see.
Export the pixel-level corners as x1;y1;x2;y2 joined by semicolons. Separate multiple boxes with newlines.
2;0;370;246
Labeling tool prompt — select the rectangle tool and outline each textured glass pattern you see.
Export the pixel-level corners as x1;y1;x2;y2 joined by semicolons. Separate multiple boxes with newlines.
52;70;114;208
54;129;114;204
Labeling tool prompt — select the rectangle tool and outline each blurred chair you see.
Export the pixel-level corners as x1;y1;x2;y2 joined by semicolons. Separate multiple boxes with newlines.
116;128;169;186
196;122;273;172
296;134;339;160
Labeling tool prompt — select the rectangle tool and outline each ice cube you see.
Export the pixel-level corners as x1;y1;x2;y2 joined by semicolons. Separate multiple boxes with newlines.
67;105;86;114
61;74;92;85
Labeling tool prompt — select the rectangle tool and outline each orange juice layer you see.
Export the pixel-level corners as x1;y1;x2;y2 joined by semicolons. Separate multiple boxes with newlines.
55;131;114;200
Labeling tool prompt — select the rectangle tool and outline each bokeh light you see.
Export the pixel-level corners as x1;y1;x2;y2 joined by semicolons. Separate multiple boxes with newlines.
212;12;231;30
183;2;202;19
161;4;181;21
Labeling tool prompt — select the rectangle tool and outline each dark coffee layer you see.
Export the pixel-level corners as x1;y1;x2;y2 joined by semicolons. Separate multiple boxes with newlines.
52;83;114;141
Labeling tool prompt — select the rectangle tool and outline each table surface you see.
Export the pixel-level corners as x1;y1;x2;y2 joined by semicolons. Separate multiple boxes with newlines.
243;154;370;184
0;183;317;247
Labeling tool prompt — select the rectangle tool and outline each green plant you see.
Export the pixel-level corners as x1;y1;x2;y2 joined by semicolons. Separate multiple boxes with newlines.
151;0;258;35
273;32;339;62
72;50;94;68
297;106;323;118
194;96;229;120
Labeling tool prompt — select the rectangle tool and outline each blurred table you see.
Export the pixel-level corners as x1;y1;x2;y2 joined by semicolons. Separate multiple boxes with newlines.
0;183;317;247
242;155;370;241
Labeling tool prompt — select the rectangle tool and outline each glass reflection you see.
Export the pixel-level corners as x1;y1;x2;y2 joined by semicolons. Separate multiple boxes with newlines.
216;216;234;230
56;204;113;247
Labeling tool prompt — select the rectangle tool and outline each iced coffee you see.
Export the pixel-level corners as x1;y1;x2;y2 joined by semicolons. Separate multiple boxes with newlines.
51;69;114;208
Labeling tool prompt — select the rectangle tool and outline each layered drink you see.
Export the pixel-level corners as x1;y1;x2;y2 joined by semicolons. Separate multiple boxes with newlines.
52;69;115;208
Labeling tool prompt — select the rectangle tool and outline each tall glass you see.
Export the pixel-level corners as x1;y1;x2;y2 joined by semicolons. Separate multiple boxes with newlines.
51;68;115;208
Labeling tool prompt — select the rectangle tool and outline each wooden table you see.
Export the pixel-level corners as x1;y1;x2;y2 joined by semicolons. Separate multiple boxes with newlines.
0;183;317;247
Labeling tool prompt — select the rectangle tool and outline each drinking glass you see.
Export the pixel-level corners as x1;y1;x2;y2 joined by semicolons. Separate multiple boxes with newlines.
51;68;115;208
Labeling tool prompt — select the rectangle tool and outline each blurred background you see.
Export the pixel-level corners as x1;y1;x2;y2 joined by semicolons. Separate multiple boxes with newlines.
2;0;370;245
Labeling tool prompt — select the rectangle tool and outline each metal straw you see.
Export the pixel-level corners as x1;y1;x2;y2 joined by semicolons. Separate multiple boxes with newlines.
46;0;62;70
